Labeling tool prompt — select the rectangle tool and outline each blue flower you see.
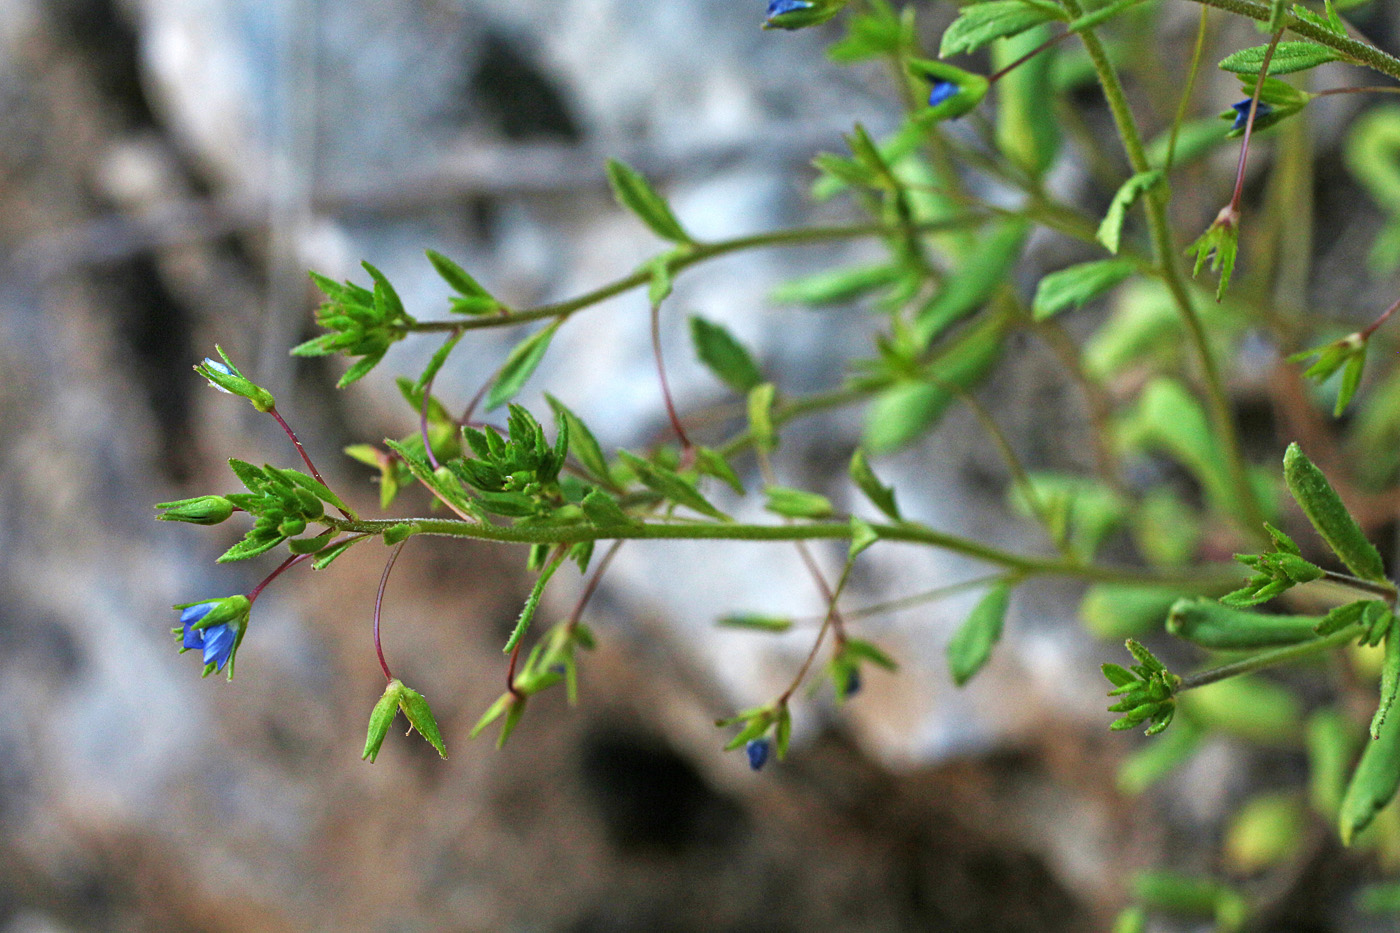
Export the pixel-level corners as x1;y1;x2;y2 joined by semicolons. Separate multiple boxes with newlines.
928;80;959;108
767;0;812;14
173;596;250;677
746;737;771;771
1230;99;1273;132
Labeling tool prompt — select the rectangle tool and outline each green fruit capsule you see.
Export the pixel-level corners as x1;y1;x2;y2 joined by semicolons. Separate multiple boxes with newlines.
1283;443;1386;582
1167;598;1322;649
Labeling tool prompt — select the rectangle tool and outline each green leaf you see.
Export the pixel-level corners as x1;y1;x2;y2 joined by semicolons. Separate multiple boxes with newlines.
717;614;794;633
1117;721;1203;796
1078;584;1188;639
487;321;560;411
546;394;610;483
426;249;499;314
605;159;690;243
1373;613;1400;739
747;382;777;454
769;262;902;306
765;486;835;519
1098;170;1164;254
362;681;405;763
1307;709;1357;819
504;548;569;654
689;316;763;394
1219;41;1338;76
1179;676;1301;745
618;451;729;520
398;686;448;759
580;487;635;527
849;449;900;520
849;516;879;558
914;220;1027;345
938;0;1063;57
1340;686;1400;844
312;537;360;570
694;446;744;495
947;583;1011;686
1283;442;1386;581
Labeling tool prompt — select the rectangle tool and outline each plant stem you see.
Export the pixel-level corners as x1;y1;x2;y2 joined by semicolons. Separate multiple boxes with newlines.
1360;295;1400;341
989;30;1076;85
1177;624;1362;691
269;406;352;520
1065;0;1267;539
323;513;1239;588
1166;7;1212;173
400;216;991;336
373;540;407;682
780;558;856;704
1229;30;1285;217
248;552;305;604
650;297;692;454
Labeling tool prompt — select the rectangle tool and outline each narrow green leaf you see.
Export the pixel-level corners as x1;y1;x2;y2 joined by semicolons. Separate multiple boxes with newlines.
1283;442;1386;581
605;159;690;243
1098;170;1164;254
748;382;777;454
619;451;730;520
487;322;560;411
769;262;902;306
689;316;763;394
426;249;494;303
504;548;569;654
1340;687;1400;844
1373;614;1400;739
1117;722;1203;795
546;394;610;483
849;449;900;520
1033;258;1138;321
1219;41;1338;76
717;614;794;633
938;0;1063;57
764;486;835;519
947;583;1011;686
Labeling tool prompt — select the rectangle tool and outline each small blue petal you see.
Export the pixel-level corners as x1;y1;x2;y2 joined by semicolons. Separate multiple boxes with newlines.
844;669;862;698
180;602;217;626
201;623;236;671
182;624;204;651
1230;99;1273;131
928;81;959;108
767;0;812;16
746;737;771;771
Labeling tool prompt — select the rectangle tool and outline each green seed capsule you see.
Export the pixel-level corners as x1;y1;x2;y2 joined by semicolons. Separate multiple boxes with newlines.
1283;443;1386;582
1166;598;1322;649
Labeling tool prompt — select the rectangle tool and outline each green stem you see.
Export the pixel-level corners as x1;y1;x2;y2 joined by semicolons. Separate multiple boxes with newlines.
402;216;990;335
1166;7;1211;173
1065;0;1267;539
1177;624;1363;691
324;514;1238;587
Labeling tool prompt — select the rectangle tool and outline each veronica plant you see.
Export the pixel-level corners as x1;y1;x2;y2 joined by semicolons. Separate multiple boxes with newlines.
159;0;1400;918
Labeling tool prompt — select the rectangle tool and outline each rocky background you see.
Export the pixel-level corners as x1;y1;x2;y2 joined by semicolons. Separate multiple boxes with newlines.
4;0;1400;930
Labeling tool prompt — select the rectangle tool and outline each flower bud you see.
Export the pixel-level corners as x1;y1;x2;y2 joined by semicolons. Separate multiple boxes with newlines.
194;346;276;413
762;0;845;30
155;495;235;525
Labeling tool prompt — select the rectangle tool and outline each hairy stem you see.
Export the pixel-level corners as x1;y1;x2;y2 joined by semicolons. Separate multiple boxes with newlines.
1177;624;1362;691
1065;0;1267;539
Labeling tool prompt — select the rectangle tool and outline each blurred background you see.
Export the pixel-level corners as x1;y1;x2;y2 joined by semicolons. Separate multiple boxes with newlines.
5;0;1400;930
